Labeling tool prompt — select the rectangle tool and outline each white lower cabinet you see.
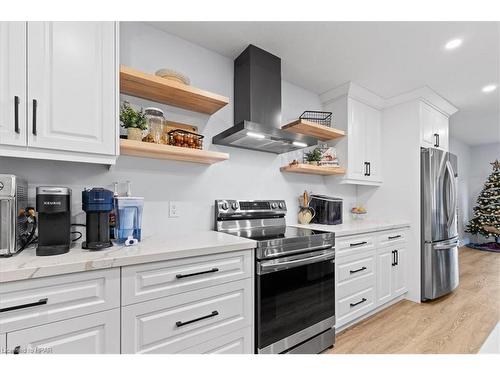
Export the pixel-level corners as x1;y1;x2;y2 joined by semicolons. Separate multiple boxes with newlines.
335;228;409;330
6;309;120;354
121;278;253;354
0;249;255;354
176;326;253;354
1;333;6;354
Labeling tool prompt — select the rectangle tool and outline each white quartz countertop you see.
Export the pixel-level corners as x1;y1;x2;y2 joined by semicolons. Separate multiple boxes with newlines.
293;219;410;237
0;231;256;283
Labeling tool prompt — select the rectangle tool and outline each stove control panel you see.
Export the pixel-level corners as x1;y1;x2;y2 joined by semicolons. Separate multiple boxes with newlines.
215;199;287;218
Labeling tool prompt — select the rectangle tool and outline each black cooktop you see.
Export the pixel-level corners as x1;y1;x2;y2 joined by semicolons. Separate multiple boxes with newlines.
228;226;332;242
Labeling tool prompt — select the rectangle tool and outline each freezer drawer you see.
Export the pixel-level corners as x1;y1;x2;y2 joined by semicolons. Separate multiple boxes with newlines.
421;240;459;301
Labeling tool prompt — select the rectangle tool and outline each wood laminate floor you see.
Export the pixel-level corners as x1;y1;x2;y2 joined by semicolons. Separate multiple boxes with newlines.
328;247;500;354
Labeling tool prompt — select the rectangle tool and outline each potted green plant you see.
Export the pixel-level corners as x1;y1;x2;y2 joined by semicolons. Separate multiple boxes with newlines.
120;102;147;141
304;148;322;165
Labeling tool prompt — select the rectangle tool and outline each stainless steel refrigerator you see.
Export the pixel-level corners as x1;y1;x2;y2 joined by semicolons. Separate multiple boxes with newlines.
421;148;459;301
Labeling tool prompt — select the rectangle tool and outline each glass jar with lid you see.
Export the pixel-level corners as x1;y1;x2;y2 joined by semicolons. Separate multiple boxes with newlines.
144;107;165;144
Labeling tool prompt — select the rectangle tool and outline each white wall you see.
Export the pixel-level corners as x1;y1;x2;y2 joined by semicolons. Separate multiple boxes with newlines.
1;22;356;236
449;137;472;245
468;142;500;243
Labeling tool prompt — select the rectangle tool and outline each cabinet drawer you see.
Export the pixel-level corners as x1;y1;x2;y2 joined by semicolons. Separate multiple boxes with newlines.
377;229;407;248
337;252;375;284
122;250;252;305
177;326;253;354
336;234;376;257
6;309;120;354
121;278;252;354
337;287;375;326
0;269;120;333
337;272;376;300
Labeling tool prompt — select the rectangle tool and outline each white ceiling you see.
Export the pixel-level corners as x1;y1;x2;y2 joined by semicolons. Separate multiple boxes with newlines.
149;21;500;145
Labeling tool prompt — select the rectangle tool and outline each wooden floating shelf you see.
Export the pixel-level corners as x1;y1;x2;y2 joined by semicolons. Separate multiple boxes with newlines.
120;139;229;165
281;119;345;141
120;65;229;115
280;163;346;176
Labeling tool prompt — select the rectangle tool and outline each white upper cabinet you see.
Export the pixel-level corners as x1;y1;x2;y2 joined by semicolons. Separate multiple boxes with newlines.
0;21;118;165
27;22;116;155
420;101;449;151
0;22;26;147
322;83;383;186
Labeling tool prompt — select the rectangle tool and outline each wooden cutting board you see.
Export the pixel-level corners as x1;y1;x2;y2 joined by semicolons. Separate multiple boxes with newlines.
164;120;198;134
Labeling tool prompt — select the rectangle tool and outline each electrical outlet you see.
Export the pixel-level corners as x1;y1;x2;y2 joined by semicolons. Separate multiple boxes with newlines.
169;201;180;218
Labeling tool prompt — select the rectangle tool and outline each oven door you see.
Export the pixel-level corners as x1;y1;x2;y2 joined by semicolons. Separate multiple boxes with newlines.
256;248;335;353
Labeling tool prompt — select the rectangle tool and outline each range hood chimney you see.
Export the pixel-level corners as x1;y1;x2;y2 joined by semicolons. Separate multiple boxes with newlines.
212;45;316;154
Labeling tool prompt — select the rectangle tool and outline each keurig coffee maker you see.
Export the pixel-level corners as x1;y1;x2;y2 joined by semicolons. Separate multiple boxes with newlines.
82;188;114;250
36;187;72;256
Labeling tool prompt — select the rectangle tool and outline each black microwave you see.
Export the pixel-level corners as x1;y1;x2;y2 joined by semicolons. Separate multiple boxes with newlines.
309;195;343;225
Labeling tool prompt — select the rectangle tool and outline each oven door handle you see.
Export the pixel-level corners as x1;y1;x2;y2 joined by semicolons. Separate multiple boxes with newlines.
258;250;335;274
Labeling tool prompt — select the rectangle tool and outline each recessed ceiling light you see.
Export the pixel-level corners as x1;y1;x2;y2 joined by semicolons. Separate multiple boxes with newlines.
445;38;463;50
482;84;497;93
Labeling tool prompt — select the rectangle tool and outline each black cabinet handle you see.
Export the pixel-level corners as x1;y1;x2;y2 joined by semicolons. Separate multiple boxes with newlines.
0;298;48;313
176;268;219;279
350;241;367;247
32;99;37;135
350;266;367;274
350;298;367;308
367;162;371;176
13;346;21;354
364;162;369;176
388;235;401;240
434;133;439;147
176;311;219;327
14;96;20;134
391;250;396;266
395;250;399;266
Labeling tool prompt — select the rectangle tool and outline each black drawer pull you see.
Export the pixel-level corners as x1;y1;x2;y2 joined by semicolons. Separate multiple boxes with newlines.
13;346;21;354
32;99;37;135
350;298;367;308
388;235;401;240
350;266;367;274
349;241;367;247
14;96;20;134
0;298;48;313
176;268;219;279
176;311;219;327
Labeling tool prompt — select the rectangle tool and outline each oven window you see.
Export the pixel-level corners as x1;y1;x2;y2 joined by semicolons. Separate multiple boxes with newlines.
256;258;335;350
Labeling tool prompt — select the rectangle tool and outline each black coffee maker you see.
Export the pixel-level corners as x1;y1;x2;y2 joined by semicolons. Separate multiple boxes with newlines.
81;188;114;250
36;186;72;256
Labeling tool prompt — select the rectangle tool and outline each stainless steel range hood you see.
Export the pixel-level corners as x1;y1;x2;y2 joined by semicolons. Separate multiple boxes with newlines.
212;45;317;154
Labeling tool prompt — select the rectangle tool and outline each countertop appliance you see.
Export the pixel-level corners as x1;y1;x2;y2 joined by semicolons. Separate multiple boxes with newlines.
115;196;144;244
309;194;343;225
82;188;114;250
36;187;71;256
215;199;335;354
212;45;317;153
0;175;28;256
421;148;459;301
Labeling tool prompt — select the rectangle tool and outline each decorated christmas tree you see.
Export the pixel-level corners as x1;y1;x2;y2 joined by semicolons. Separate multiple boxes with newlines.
466;160;500;245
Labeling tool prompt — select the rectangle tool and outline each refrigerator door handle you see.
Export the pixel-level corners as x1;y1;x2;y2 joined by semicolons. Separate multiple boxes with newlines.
434;241;459;250
445;160;457;229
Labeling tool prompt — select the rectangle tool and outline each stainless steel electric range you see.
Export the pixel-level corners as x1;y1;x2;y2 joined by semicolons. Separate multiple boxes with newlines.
214;199;335;354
